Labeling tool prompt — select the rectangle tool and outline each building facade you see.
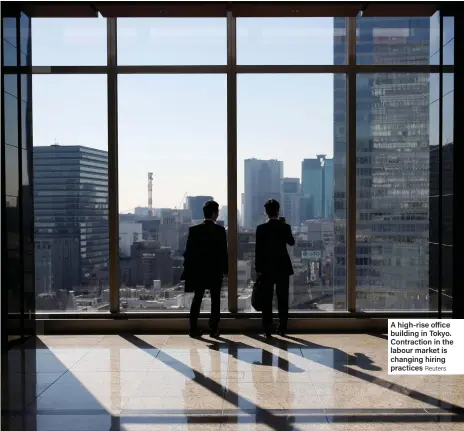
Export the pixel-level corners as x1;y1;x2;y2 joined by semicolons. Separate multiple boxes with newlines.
33;145;109;292
280;177;301;227
119;221;143;257
301;155;334;220
186;195;213;220
243;158;283;229
333;17;431;310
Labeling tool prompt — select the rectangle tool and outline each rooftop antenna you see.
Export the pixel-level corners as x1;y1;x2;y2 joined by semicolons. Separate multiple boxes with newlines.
148;172;153;217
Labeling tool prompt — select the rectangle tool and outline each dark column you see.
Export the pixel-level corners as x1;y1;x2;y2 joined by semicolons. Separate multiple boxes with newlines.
452;10;462;318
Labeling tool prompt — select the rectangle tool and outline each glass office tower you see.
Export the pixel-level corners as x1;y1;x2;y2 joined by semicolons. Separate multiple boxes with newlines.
334;17;431;310
33;145;109;308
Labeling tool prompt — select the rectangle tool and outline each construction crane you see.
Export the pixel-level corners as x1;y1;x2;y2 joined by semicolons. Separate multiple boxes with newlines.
148;172;153;216
175;192;187;210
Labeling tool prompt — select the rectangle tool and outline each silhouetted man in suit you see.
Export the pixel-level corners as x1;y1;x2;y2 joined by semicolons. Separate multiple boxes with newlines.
255;199;295;338
181;200;228;338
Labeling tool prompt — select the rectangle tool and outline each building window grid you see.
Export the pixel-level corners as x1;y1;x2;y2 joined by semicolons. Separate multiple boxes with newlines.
6;13;451;316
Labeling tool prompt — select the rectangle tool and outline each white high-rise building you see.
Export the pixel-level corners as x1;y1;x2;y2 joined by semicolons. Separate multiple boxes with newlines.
119;221;143;257
281;178;301;228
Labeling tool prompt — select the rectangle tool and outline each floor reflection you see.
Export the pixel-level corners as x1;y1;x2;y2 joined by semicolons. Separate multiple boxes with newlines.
2;334;463;430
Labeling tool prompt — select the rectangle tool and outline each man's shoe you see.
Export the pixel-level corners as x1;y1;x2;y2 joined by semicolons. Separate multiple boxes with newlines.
209;329;220;338
189;329;203;338
265;332;273;339
277;330;287;337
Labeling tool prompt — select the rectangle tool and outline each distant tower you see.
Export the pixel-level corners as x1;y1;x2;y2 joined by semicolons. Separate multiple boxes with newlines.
148;172;153;217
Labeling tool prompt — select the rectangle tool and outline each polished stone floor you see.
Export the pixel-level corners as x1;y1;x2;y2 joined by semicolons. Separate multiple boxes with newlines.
3;333;464;430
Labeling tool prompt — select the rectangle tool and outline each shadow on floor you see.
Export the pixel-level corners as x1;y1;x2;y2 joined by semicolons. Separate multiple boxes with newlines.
249;333;464;415
4;335;463;430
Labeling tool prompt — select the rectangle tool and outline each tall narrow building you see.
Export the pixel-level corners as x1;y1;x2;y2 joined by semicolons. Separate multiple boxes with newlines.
33;145;109;293
280;178;301;227
243;158;283;229
333;18;431;309
301;155;334;220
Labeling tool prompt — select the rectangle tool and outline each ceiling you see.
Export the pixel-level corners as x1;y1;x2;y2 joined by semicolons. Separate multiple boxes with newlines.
3;2;444;19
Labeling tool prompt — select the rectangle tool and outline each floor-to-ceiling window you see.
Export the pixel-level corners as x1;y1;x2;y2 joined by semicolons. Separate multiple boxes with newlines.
2;8;33;342
2;3;455;323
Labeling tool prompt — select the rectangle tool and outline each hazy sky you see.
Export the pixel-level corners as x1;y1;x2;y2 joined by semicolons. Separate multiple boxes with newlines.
31;17;337;211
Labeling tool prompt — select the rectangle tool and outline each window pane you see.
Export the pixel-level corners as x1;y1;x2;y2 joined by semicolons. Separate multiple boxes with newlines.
356;73;433;311
238;74;346;312
442;75;454;194
5;144;19;198
441;244;452;311
5;74;18;98
22;149;35;277
443;37;454;66
4;89;19;148
238;18;346;65
3;17;17;47
117;19;226;65
33;75;109;312
5;193;20;251
31;18;107;66
356;17;432;65
118;75;226;312
20;12;31;61
429;12;440;63
3;40;18;66
443;17;454;46
442;91;453;147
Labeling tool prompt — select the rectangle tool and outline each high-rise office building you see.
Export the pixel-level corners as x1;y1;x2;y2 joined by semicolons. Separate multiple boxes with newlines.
281;178;301;227
333;18;430;309
301;155;334;220
33;145;109;292
244;158;283;229
186;195;214;220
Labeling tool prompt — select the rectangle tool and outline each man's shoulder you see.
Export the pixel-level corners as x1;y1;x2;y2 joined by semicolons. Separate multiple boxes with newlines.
189;223;204;232
214;224;226;236
256;223;268;231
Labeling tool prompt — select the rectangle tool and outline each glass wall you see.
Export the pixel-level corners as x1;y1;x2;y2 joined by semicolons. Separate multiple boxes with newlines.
18;8;454;317
2;10;33;341
117;18;226;65
32;75;109;312
117;74;227;312
355;73;434;310
237;74;346;312
429;16;454;312
31;17;107;66
237;18;346;65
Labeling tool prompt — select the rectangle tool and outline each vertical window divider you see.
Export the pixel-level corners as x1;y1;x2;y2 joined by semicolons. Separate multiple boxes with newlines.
347;16;357;313
438;12;443;318
108;17;120;314
227;7;238;314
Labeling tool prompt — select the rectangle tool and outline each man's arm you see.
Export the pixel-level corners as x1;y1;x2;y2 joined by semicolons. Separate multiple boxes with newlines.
286;224;295;246
255;225;264;274
183;227;194;269
221;227;228;276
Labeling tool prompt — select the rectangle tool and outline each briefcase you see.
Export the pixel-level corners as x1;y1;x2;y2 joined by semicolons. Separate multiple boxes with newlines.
251;277;263;312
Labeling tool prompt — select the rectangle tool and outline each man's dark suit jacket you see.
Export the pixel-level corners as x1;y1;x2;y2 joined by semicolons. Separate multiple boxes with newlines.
255;219;295;276
181;220;228;292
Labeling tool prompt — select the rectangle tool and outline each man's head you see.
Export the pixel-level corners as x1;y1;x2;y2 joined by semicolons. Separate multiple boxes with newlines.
203;200;219;221
264;199;280;219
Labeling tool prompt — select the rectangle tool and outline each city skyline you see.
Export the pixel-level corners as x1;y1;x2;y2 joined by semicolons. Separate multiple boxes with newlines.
26;14;451;313
30;17;442;211
31;17;342;210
